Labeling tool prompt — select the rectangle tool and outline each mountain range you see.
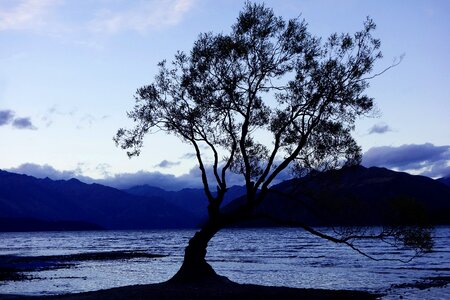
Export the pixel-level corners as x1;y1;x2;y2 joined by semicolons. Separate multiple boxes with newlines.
255;166;450;226
123;184;246;220
0;170;199;231
0;167;449;231
437;176;450;188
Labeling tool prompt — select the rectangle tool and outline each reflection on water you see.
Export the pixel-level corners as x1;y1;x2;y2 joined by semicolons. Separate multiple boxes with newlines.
0;227;449;299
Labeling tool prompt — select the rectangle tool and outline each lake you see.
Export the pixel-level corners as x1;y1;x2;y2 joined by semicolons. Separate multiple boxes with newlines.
1;227;449;299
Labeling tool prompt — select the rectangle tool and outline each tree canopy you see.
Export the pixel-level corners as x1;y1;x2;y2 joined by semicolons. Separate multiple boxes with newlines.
115;3;380;207
115;2;430;281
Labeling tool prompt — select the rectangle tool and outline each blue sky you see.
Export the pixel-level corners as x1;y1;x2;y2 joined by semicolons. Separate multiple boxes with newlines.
0;0;449;189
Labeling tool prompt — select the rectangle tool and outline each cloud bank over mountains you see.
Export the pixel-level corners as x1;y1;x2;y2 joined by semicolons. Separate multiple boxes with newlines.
6;162;242;191
362;143;450;178
5;143;449;191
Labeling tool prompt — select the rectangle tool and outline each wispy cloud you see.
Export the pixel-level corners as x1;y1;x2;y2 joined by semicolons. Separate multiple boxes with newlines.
180;152;196;159
0;0;60;31
0;0;196;48
368;122;393;134
41;105;76;127
362;143;450;178
154;159;181;168
88;0;195;35
41;105;108;129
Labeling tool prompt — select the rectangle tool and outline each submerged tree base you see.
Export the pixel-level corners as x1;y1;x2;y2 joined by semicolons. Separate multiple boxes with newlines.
169;260;230;284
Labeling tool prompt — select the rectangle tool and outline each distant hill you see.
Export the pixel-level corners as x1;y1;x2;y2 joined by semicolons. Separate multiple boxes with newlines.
0;217;103;232
254;166;450;226
437;176;450;188
0;170;198;231
123;185;246;221
125;166;450;227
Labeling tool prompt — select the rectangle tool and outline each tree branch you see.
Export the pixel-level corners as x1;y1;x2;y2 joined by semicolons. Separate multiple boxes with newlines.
257;213;420;263
191;140;215;205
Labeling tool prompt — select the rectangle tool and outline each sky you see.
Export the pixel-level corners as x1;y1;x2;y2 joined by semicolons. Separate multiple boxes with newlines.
0;0;449;190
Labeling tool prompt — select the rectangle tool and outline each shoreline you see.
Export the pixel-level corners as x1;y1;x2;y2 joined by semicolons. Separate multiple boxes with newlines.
0;280;381;300
0;251;166;283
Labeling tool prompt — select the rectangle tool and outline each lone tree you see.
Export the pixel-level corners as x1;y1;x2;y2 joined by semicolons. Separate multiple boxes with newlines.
115;3;431;282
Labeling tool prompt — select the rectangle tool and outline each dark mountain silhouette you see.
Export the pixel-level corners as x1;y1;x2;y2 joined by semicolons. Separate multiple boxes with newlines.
1;166;449;232
125;166;450;227
253;166;450;226
437;176;450;188
123;185;246;221
0;170;198;231
0;217;103;232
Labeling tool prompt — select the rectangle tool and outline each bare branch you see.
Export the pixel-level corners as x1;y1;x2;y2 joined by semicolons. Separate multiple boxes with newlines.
258;213;421;263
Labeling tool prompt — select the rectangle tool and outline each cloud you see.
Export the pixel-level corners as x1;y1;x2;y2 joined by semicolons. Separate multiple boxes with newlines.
7;159;294;191
77;113;108;128
421;163;450;179
41;105;76;127
47;105;77;117
0;110;14;126
99;171;199;191
76;114;98;129
95;163;112;177
96;165;250;190
42;106;107;129
5;161;245;191
0;0;195;48
0;0;60;31
88;0;195;35
180;152;196;159
368;123;392;134
154;159;181;168
7;163;91;182
12;117;37;130
7;163;206;191
362;143;450;178
0;109;36;129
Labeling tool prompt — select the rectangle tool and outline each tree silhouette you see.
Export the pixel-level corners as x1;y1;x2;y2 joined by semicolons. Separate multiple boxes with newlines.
115;2;430;282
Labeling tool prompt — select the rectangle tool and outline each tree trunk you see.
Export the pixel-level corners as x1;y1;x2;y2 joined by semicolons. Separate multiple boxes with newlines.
169;219;229;283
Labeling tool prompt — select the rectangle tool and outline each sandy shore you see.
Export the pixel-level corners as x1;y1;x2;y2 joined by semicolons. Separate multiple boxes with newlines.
0;280;380;300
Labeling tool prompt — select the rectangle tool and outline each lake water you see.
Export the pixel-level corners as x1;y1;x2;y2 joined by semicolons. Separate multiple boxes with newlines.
0;227;449;299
